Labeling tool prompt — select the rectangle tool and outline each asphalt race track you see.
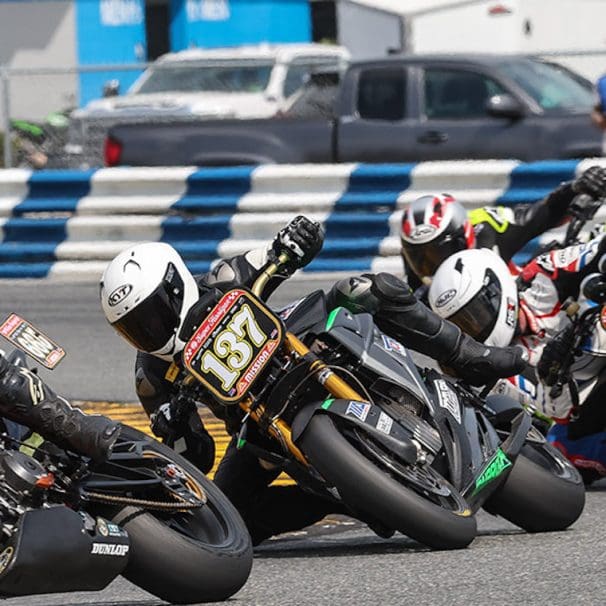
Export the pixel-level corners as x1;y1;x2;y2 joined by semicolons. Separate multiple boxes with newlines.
1;278;605;606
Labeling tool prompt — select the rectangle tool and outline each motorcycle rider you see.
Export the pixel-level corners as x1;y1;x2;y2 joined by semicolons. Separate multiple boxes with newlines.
0;354;119;461
400;165;606;290
99;215;526;544
428;233;606;480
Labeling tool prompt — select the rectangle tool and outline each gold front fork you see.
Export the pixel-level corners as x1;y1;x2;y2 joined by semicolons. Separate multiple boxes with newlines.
239;332;368;466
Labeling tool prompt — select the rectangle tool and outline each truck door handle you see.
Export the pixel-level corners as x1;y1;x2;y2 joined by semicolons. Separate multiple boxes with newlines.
417;130;449;144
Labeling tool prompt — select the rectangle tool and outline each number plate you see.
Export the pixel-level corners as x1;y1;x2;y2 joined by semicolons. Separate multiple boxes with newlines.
183;289;283;404
0;314;66;369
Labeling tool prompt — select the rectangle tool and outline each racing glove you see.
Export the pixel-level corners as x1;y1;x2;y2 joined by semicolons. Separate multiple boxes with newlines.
572;165;606;199
445;334;528;387
537;324;576;386
150;401;215;474
271;215;324;272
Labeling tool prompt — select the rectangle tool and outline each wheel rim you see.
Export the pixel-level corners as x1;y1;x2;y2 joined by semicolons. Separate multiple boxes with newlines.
141;449;233;546
344;426;471;515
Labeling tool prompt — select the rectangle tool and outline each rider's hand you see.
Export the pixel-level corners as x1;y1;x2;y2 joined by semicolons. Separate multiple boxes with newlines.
150;402;215;473
537;324;576;386
272;216;324;271
446;335;528;387
572;166;606;199
150;402;177;443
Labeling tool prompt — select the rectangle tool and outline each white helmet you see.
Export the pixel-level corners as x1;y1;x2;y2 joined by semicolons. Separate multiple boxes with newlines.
428;248;518;347
100;242;198;360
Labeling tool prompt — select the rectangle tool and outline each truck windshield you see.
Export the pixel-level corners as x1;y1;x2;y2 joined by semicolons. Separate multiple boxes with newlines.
499;59;594;112
132;61;275;94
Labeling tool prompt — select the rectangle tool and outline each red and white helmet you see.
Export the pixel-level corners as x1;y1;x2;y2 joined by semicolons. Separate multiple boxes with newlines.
400;194;475;280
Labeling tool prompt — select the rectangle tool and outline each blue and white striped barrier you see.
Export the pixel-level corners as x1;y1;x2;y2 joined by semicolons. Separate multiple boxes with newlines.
0;159;605;280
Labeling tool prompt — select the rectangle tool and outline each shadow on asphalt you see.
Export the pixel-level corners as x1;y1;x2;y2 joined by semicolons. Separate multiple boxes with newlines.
254;515;525;559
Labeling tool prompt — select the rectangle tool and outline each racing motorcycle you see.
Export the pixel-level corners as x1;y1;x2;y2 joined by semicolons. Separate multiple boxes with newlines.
167;252;585;551
0;318;252;603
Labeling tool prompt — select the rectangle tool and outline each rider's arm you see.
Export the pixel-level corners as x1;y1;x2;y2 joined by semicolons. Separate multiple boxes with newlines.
519;232;606;302
493;166;606;262
205;216;324;301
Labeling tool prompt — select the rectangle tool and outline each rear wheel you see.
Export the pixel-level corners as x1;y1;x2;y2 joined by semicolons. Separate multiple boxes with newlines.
484;437;585;532
107;427;252;604
298;413;476;550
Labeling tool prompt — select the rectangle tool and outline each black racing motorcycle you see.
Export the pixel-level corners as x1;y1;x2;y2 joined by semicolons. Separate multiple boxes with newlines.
168;253;585;551
0;344;252;603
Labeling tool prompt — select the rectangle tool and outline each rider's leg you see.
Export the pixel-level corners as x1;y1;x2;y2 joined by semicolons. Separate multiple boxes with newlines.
0;355;119;461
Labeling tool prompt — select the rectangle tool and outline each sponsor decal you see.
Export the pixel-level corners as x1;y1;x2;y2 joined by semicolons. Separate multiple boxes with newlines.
0;546;14;574
473;449;512;494
435;379;461;423
108;283;133;307
236;344;274;394
345;401;371;422
278;298;304;321
183;289;243;365
381;335;407;357
106;523;124;537
91;543;129;557
409;224;437;242
505;297;516;327
376;411;393;435
601;306;606;331
435;289;457;309
0;314;65;369
97;518;109;537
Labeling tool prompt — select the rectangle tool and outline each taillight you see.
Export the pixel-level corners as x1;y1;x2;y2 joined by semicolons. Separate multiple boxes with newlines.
104;135;122;166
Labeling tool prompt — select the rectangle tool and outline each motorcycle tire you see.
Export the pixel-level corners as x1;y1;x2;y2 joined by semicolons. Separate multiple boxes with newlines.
298;413;477;550
484;440;585;532
109;427;253;604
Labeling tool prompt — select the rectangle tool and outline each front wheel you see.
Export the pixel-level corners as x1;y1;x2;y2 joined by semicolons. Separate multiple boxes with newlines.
484;438;585;532
298;413;477;550
109;427;252;604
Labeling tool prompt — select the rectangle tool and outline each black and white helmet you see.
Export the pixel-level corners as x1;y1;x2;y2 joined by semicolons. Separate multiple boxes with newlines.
100;243;198;360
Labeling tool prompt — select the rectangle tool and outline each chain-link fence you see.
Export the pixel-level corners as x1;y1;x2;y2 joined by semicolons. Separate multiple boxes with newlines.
1;47;605;170
0;52;348;169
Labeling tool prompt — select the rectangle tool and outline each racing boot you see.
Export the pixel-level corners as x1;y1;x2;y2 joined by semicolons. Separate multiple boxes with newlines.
0;355;119;461
334;272;527;386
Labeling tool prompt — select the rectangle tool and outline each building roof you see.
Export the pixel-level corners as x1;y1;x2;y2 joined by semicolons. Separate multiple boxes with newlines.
340;0;487;17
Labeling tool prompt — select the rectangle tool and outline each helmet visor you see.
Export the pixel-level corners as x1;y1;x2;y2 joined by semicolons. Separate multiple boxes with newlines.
447;268;501;343
111;265;185;353
402;233;468;280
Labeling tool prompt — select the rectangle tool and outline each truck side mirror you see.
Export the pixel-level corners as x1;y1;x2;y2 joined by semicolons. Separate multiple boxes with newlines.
103;79;120;98
486;94;524;120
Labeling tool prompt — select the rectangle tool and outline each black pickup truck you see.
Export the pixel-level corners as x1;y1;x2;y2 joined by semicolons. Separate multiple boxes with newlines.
104;53;602;167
